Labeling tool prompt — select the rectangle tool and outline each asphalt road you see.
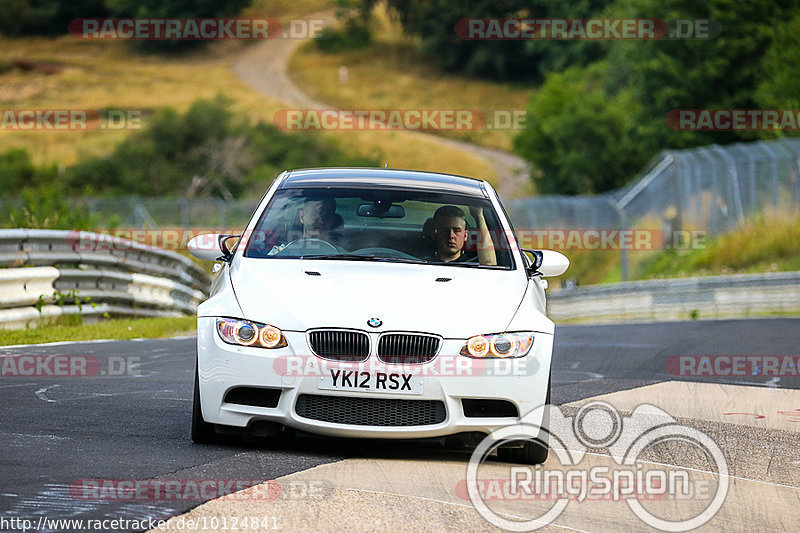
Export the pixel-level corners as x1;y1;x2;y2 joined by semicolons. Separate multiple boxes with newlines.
1;318;798;532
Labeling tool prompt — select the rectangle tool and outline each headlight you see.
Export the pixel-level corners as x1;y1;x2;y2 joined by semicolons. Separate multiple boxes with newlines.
460;332;534;358
216;318;287;349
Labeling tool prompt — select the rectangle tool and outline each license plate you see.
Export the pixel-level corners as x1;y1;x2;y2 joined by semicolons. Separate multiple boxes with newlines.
318;369;423;395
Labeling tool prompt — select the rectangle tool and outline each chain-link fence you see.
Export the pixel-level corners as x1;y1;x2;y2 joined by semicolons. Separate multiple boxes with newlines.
505;137;800;278
2;137;798;279
506;137;800;235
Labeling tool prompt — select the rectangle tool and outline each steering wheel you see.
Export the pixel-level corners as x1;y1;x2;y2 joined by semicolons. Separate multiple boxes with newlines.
278;238;342;255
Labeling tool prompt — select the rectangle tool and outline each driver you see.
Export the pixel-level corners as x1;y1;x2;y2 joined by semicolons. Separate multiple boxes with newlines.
427;205;496;265
268;197;338;255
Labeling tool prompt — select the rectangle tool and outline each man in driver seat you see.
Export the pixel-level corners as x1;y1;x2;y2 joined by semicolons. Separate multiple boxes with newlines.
427;205;496;265
268;197;338;255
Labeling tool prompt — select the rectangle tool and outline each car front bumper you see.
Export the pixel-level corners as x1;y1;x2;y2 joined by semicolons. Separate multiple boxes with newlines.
196;317;552;441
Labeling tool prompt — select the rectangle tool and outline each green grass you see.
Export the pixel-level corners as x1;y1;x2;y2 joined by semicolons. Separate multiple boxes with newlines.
0;315;196;346
550;215;800;287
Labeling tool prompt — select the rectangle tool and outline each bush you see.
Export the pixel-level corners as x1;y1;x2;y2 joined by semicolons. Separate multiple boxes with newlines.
66;96;378;198
4;183;98;229
315;16;372;53
0;147;56;191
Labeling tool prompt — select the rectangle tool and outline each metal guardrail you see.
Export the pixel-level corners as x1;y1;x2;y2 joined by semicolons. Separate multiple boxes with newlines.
548;271;800;323
0;229;211;329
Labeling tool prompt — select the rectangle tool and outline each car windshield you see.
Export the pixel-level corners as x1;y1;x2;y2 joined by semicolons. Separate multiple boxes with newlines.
243;187;515;268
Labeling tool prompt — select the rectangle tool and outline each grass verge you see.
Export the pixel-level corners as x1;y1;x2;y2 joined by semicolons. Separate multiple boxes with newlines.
0;316;196;346
549;214;800;287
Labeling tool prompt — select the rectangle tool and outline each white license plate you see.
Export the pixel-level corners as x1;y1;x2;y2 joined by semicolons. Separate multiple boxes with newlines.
318;369;423;395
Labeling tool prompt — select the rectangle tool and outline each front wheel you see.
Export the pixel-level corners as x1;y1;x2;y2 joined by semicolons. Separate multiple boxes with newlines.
496;374;551;464
191;364;218;444
496;434;549;464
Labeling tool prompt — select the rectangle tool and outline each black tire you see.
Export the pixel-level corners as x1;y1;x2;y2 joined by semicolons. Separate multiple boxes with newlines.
191;364;218;444
497;374;551;465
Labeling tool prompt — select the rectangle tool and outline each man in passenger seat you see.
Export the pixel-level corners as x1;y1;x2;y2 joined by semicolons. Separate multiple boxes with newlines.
426;205;496;265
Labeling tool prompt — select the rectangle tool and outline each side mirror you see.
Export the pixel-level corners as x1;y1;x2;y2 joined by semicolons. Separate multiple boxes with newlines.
522;249;570;278
188;234;239;262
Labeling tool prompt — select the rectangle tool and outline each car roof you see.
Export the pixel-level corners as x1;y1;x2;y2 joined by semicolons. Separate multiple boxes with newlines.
279;168;488;198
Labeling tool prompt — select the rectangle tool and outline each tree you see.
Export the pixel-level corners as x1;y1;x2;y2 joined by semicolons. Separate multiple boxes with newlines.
514;62;644;194
106;0;252;51
384;0;612;81
514;0;800;194
756;13;800;109
0;0;107;36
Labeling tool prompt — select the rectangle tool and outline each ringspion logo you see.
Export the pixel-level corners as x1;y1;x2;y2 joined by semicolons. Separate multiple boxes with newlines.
466;401;728;531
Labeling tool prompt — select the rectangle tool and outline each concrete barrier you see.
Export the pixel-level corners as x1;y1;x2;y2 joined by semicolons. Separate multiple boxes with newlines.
548;271;800;323
0;229;211;329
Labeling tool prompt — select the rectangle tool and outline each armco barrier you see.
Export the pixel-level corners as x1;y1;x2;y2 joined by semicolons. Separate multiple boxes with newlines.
0;229;211;329
548;271;800;323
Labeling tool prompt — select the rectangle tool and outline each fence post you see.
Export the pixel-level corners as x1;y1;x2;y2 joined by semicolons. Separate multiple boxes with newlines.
778;138;800;213
614;201;628;281
712;144;745;226
758;141;780;209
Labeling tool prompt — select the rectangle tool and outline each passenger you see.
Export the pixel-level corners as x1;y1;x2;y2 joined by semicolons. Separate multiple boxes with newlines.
427;205;496;265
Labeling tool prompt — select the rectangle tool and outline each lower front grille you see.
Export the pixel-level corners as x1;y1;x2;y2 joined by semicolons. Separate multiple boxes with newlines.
295;394;446;426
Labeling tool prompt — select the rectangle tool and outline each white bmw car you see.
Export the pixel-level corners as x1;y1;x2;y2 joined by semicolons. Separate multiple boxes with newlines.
188;168;568;463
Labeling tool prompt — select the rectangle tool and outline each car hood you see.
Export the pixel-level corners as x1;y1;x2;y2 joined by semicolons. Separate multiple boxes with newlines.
230;258;526;338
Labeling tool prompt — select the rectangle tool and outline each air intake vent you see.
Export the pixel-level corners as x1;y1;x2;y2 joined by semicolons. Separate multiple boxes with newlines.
308;330;370;361
295;394;446;426
223;387;281;408
377;333;440;364
461;399;518;418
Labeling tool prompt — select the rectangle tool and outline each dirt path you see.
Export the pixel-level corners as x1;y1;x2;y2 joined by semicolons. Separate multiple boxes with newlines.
232;18;531;198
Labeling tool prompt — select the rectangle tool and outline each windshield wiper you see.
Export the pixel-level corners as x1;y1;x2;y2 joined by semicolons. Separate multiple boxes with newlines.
300;254;428;264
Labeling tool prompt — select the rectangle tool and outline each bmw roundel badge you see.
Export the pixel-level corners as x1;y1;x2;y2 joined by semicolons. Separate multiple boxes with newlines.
367;317;382;328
